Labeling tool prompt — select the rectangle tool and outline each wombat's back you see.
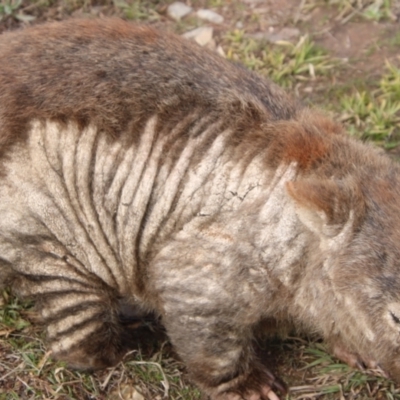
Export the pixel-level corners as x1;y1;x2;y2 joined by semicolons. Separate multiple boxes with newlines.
0;18;297;149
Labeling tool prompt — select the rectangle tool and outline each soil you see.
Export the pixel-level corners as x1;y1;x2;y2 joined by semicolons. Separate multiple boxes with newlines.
2;1;400;70
2;0;399;98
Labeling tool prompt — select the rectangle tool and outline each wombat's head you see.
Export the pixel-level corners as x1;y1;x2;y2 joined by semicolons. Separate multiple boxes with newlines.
287;166;400;381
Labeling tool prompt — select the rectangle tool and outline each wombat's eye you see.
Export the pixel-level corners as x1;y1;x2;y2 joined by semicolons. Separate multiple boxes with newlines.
390;311;400;324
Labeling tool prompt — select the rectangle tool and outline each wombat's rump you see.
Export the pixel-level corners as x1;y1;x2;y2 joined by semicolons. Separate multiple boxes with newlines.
1;18;400;400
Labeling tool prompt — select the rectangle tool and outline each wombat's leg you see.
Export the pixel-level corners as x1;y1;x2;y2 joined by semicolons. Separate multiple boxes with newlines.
155;279;284;400
13;273;133;370
161;309;282;400
47;303;131;370
150;213;290;399
152;224;286;399
0;258;16;289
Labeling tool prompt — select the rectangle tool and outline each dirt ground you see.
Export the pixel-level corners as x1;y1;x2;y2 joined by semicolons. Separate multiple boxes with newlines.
1;1;400;399
0;2;398;56
2;1;400;80
2;0;400;127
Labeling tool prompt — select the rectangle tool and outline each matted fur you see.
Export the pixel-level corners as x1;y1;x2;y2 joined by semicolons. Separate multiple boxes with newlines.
2;18;400;400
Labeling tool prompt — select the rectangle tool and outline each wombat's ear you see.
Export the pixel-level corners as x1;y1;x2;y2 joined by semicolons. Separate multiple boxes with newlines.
286;178;364;238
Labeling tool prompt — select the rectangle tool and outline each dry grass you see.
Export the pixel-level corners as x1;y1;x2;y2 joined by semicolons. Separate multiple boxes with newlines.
2;289;399;399
303;0;395;23
0;290;200;399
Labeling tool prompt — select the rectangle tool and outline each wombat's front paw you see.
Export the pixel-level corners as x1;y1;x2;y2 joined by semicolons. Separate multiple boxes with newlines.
217;385;280;400
211;366;286;400
331;341;388;378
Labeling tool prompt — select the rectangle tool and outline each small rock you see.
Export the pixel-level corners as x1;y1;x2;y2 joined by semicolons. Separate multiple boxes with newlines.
182;26;214;47
243;0;264;4
197;9;224;24
247;27;301;43
167;2;193;21
235;21;244;29
110;385;145;400
248;32;269;41
267;27;301;43
216;45;226;58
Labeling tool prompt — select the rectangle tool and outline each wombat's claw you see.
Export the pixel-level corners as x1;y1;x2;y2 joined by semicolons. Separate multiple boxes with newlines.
355;360;389;379
261;385;280;400
332;342;369;369
223;385;280;400
332;342;388;377
246;371;286;400
355;359;366;371
373;364;390;379
219;367;285;400
348;358;389;379
263;371;286;395
244;385;281;400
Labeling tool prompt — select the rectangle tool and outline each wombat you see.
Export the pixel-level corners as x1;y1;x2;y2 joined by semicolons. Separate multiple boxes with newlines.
1;18;400;400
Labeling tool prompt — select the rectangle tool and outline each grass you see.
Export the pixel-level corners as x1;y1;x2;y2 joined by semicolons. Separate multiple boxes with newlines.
303;0;396;23
1;290;399;399
112;0;161;21
0;0;164;24
0;290;202;399
223;31;337;88
286;340;400;399
0;0;36;22
338;62;400;148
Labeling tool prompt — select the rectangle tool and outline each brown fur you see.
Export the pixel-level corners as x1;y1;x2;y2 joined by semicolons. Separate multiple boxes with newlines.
0;19;294;153
2;18;400;400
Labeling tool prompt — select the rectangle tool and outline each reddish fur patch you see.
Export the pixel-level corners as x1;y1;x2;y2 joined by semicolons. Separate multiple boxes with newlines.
286;180;334;216
282;127;328;168
265;120;330;170
286;177;365;229
27;18;158;43
298;109;345;136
